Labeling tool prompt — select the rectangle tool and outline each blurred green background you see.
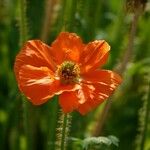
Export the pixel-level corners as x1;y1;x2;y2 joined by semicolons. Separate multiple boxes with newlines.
0;0;150;150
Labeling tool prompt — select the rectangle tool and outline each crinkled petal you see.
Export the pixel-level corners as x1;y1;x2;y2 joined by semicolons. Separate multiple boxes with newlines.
18;65;57;105
14;40;56;80
77;98;105;115
18;65;80;105
55;82;81;95
82;70;122;85
51;32;85;64
77;70;122;115
77;83;112;115
80;40;110;74
59;91;80;113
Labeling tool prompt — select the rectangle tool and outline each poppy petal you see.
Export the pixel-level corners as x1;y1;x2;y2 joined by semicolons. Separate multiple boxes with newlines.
77;70;122;115
82;70;122;85
55;82;81;95
59;91;80;113
77;83;115;115
51;32;84;64
77;96;105;115
18;65;80;105
80;40;110;74
18;65;57;105
14;40;56;81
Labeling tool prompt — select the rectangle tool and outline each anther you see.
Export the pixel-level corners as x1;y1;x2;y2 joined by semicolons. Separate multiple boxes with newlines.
56;61;80;84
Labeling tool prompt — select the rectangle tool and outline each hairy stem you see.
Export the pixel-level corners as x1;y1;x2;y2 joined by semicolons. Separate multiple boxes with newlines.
117;8;141;74
60;114;68;150
140;84;150;150
60;0;77;32
56;112;72;150
19;0;31;149
136;82;150;150
19;0;28;46
40;0;57;42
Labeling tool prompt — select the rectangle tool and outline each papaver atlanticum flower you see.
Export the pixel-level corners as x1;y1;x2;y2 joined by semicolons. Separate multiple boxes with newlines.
14;32;122;115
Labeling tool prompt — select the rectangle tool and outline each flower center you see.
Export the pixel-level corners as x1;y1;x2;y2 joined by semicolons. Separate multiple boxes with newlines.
57;61;80;84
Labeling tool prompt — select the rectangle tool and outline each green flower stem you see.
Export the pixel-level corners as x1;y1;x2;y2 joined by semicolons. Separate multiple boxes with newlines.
58;0;77;32
19;0;31;149
56;112;72;150
60;113;68;150
140;83;150;150
19;0;28;46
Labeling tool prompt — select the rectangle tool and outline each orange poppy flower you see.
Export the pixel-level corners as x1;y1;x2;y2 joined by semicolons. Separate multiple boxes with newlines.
14;32;122;115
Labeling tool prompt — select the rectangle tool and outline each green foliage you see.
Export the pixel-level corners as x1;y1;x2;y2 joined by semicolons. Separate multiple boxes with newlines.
0;0;150;150
68;135;119;150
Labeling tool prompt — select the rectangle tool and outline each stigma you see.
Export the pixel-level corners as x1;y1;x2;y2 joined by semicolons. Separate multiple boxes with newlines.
56;61;80;84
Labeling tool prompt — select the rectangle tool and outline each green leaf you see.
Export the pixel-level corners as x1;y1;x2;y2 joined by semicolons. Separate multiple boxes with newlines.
108;135;119;147
83;135;119;150
69;135;119;150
